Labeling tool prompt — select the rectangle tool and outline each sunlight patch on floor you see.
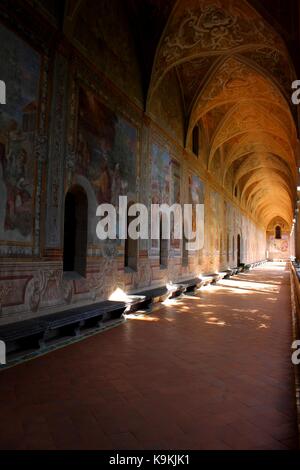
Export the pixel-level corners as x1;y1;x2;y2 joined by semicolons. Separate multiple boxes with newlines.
220;279;280;293
125;314;160;322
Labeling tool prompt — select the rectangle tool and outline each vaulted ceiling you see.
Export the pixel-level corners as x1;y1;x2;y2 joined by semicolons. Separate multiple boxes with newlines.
146;0;298;228
63;0;298;229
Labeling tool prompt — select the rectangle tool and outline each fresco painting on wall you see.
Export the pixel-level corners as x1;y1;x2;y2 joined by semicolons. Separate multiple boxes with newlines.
270;236;289;253
150;144;182;250
188;173;204;234
0;23;41;243
170;159;181;249
151;143;170;205
151;143;170;249
76;87;138;258
210;191;221;252
77;87;137;207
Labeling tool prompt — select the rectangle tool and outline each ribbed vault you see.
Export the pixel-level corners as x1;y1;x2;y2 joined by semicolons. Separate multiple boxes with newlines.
65;0;298;230
148;0;298;229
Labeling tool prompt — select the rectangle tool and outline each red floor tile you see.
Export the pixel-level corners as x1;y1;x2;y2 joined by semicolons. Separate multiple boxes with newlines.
0;262;298;449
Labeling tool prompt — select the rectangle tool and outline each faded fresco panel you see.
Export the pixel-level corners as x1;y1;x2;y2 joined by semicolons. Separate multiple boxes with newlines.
151;143;170;205
268;235;289;258
170;159;181;249
77;87;137;203
210;190;221;252
0;23;40;243
189;174;204;205
150;144;181;250
188;174;204;230
150;143;170;249
188;174;205;253
77;87;138;249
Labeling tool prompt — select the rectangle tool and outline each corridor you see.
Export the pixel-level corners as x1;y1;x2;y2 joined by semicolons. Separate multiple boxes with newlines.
0;263;298;450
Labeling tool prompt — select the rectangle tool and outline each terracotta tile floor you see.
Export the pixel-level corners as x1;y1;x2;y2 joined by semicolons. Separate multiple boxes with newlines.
0;262;298;450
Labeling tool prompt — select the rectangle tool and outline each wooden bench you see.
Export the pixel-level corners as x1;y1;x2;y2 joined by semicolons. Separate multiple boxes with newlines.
135;278;203;306
230;267;239;275
123;295;147;313
0;300;126;360
0;319;45;355
201;274;218;285
224;269;233;278
167;283;185;299
179;277;203;293
40;300;126;347
136;286;169;305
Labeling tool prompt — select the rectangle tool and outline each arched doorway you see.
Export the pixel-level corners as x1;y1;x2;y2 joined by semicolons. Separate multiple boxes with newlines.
63;186;88;277
159;214;168;268
237;234;241;266
124;201;138;271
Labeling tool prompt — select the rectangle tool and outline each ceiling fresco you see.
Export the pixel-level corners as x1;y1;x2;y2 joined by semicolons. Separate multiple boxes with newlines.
65;0;298;229
146;0;297;229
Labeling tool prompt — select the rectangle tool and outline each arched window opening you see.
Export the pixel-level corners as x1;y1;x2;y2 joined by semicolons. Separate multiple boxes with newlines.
275;225;282;239
192;125;199;156
124;203;138;271
63;186;88;277
160;215;168;268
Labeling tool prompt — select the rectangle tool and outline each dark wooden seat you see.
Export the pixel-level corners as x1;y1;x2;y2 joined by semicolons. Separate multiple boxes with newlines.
202;273;220;284
230;267;239;275
217;272;229;280
136;286;169;303
293;261;300;282
224;269;233;278
40;300;126;346
179;277;202;293
167;284;185;299
0;300;126;360
123;295;147;313
0;319;45;354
